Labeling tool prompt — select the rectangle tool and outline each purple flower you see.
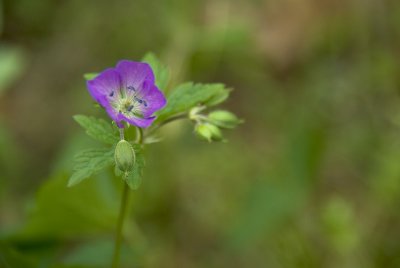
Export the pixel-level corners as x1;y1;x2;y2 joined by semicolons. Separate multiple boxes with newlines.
87;60;167;128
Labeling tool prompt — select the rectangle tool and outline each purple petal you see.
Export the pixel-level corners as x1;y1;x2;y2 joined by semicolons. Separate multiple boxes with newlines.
121;114;156;128
85;60;166;129
140;80;167;117
116;60;154;91
101;98;124;126
87;68;121;106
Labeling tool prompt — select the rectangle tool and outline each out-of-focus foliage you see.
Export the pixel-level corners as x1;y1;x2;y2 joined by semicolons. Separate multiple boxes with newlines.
1;0;400;267
0;46;26;94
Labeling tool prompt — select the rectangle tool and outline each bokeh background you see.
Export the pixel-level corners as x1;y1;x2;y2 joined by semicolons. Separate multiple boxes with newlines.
1;0;400;267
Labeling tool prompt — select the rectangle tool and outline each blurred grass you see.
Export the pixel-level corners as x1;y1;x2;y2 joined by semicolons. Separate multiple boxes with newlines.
1;0;400;267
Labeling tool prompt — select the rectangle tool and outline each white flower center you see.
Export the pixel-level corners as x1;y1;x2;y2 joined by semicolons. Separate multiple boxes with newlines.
108;86;147;118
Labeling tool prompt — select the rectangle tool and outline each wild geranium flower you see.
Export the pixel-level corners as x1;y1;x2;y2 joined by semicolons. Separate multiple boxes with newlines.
87;60;167;128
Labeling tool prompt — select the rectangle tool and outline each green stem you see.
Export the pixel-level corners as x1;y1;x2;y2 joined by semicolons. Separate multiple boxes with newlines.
111;127;143;268
137;127;144;144
111;179;130;268
146;114;187;136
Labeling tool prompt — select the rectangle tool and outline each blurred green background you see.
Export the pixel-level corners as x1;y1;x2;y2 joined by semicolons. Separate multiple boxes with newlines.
1;0;400;267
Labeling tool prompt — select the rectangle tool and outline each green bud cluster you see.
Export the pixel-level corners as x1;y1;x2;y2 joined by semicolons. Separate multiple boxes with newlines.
114;139;136;176
195;123;224;142
189;106;242;142
208;110;243;129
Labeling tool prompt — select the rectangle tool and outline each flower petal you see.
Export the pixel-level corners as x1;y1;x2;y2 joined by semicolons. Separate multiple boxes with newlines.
87;68;121;106
100;97;124;125
85;60;166;129
121;114;156;128
140;80;167;117
116;60;155;91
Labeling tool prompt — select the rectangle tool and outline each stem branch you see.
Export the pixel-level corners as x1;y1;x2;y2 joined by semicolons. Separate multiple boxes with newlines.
146;114;187;136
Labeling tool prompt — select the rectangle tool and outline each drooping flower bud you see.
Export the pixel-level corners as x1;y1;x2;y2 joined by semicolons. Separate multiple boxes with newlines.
207;124;224;141
114;139;135;175
195;123;224;142
208;110;243;129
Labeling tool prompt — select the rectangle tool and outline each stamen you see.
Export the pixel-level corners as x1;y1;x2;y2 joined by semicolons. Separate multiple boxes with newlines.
127;105;134;112
134;96;144;105
127;86;136;91
109;91;114;97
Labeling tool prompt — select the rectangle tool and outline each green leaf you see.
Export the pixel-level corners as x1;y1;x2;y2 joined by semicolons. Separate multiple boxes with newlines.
156;82;231;122
124;144;145;190
13;173;118;241
142;52;169;91
73;115;118;145
0;243;37;268
68;147;114;187
62;238;135;267
83;72;98;80
205;88;230;106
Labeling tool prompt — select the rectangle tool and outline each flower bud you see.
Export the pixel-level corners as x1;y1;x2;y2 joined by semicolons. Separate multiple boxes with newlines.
189;106;206;120
208;110;242;129
114;139;135;174
195;123;224;142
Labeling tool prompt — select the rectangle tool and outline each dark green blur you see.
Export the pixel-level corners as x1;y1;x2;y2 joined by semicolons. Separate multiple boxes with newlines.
1;0;400;267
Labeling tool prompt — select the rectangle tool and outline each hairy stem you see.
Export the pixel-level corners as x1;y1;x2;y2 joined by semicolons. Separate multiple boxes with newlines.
111;127;143;267
146;114;187;136
111;181;129;268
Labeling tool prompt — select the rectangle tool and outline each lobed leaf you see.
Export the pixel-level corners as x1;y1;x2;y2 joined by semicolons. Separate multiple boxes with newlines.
73;115;119;145
156;82;231;122
68;147;114;187
142;52;169;92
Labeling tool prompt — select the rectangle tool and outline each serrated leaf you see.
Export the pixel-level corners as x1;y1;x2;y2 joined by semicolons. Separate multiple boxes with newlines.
124;144;145;190
83;72;99;80
142;52;169;91
68;148;114;187
205;88;230;106
156;82;230;122
73;115;118;145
